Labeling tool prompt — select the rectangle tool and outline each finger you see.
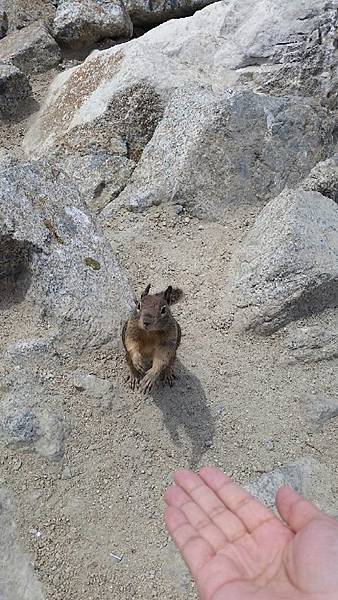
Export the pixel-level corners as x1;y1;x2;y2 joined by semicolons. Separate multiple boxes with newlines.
276;486;321;532
199;467;276;533
174;469;247;542
165;505;214;576
165;484;227;551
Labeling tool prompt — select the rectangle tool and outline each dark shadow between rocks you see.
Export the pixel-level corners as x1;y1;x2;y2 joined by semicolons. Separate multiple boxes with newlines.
152;361;215;468
262;278;338;335
0;97;40;123
0;236;34;311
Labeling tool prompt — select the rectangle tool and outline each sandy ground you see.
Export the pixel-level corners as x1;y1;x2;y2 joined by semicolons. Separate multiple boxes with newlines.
1;66;338;600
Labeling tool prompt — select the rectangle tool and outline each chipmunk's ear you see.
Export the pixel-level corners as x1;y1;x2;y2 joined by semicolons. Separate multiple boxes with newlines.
163;285;173;305
141;283;151;299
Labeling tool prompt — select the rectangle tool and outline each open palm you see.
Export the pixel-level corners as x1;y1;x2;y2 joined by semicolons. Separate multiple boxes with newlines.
165;467;338;600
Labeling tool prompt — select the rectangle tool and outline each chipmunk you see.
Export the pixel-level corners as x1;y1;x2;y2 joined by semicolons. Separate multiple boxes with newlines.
122;284;183;394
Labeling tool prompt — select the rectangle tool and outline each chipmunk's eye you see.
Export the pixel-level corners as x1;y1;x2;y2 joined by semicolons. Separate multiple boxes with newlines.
137;302;141;311
160;306;167;315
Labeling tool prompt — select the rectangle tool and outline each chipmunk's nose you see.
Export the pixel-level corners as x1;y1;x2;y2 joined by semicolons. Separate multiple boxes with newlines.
142;315;152;329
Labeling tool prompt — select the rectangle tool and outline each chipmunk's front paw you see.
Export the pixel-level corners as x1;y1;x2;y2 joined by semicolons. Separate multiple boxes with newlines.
127;372;140;390
132;353;146;375
139;372;155;395
161;367;176;387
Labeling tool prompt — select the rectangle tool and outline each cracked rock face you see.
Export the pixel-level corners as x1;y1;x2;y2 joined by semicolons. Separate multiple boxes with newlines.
24;75;165;161
219;0;337;104
252;3;337;105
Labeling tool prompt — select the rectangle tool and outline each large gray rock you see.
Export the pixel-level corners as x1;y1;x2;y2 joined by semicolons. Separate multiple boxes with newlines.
24;75;165;162
2;0;56;33
302;155;338;204
23;0;337;158
0;158;133;458
0;9;8;38
283;322;338;365
54;0;133;49
0;392;68;459
247;457;335;514
327;67;338;111
126;0;217;26
1;338;69;459
0;61;33;119
23;0;227;162
236;2;337;104
303;394;338;432
106;87;333;220
0;485;45;600
0;20;61;74
0;158;133;353
228;189;338;334
24;0;334;162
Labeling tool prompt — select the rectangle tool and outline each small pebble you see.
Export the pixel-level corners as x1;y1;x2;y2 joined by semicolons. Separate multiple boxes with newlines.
266;441;275;451
174;205;183;215
30;528;42;538
13;458;22;471
110;552;123;563
61;466;72;480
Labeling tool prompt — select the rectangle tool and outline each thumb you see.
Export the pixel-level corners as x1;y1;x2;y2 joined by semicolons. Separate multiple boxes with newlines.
276;486;321;533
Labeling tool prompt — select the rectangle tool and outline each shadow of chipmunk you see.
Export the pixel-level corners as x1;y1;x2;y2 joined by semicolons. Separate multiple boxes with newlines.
152;360;215;469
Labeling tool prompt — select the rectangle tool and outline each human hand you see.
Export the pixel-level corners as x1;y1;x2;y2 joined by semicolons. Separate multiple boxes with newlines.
164;467;338;600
